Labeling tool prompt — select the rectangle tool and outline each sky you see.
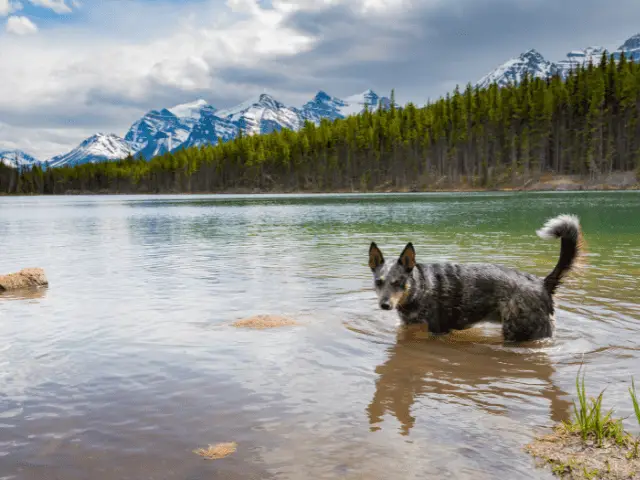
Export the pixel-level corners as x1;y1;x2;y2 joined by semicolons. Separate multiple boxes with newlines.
2;0;640;160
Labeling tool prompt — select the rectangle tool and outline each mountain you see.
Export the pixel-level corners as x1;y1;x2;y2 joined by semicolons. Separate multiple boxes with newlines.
556;46;607;76
0;150;40;168
476;49;559;89
301;89;391;123
47;133;132;168
124;100;218;160
216;93;304;135
179;110;238;150
478;33;640;88
615;33;640;61
24;88;389;168
167;99;212;120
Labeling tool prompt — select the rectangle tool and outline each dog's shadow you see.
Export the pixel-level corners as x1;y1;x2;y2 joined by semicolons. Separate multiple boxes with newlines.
366;324;572;436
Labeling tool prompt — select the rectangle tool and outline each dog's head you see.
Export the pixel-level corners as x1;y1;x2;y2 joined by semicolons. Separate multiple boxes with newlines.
368;242;416;311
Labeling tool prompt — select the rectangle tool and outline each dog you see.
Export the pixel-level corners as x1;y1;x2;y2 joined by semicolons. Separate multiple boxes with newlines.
368;214;583;342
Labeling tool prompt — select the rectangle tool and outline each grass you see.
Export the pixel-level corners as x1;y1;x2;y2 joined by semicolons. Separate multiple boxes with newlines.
525;368;640;479
563;367;627;447
630;377;640;427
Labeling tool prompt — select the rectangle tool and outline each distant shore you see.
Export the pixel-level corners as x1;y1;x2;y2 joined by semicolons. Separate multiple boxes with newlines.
1;172;638;196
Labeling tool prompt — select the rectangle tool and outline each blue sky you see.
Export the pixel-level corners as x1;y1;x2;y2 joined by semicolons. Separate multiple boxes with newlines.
2;0;640;159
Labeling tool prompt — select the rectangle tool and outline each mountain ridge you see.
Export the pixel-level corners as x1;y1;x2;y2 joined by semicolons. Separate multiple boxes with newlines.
36;89;391;168
477;33;640;88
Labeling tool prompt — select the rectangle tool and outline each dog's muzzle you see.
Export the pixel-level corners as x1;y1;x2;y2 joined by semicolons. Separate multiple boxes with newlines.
380;301;392;310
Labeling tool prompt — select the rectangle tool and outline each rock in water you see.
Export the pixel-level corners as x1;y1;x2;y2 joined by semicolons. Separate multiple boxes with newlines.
0;268;48;292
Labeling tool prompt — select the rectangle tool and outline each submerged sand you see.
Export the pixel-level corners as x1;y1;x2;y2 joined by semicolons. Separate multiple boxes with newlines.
231;314;299;329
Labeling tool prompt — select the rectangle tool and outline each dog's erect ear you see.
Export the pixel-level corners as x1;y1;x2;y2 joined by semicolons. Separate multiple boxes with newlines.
398;243;416;271
369;242;385;270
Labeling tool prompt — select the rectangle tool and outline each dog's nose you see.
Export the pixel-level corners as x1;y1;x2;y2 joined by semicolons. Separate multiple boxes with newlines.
380;302;391;310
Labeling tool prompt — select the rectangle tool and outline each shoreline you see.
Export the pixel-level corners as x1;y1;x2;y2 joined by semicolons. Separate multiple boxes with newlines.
1;175;639;196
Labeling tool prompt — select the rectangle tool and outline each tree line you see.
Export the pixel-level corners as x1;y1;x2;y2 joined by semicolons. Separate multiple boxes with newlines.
2;52;640;195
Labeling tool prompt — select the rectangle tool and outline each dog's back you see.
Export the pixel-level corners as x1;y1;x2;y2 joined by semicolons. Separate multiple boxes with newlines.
400;261;551;335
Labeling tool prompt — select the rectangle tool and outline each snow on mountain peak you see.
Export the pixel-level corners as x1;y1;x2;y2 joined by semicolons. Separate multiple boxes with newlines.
216;93;302;135
47;133;131;168
0;149;40;169
477;49;559;89
478;33;640;89
168;99;213;119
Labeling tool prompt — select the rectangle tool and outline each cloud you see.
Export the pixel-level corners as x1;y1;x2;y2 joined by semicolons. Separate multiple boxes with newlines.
5;14;37;34
2;0;640;159
0;0;21;16
28;0;71;13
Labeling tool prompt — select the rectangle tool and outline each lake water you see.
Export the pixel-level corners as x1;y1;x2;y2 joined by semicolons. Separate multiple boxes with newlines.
1;192;639;479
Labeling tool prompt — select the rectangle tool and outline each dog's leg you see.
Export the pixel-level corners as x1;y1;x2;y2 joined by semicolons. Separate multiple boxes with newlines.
500;299;555;342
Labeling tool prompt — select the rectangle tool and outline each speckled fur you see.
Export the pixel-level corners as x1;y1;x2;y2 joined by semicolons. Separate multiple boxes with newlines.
368;214;582;342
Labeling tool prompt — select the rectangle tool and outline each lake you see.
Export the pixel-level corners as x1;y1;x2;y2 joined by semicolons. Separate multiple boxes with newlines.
1;192;639;479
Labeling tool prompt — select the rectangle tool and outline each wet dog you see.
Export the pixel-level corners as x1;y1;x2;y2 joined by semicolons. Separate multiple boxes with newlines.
368;214;583;342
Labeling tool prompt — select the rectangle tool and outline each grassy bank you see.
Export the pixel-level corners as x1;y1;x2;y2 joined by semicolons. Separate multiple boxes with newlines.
526;369;640;479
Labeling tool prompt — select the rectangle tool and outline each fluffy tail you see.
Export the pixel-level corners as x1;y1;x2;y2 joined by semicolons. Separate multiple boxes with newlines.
536;214;583;296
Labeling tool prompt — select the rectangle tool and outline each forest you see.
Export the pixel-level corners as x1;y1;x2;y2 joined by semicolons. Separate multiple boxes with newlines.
2;52;640;195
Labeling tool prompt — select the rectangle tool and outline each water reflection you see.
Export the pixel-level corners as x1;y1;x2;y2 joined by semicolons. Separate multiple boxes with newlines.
0;287;48;302
367;325;572;436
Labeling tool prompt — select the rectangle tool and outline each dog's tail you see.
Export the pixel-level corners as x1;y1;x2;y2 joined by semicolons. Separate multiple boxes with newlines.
536;214;583;296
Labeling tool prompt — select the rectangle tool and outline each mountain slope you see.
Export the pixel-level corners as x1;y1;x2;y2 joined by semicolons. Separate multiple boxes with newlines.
0;150;40;169
124;99;219;159
301;89;391;124
477;49;558;89
47;134;132;168
556;46;607;76
180;110;239;149
216;94;304;135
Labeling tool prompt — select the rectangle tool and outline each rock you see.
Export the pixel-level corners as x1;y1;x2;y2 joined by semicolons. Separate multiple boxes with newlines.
0;268;48;292
193;442;237;460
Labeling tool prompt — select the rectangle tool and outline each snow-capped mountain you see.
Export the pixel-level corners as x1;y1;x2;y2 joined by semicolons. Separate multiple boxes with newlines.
0;150;40;168
216;93;304;135
124;99;219;160
340;89;391;116
556;46;607;75
125;109;186;152
616;33;640;61
47;133;132;168
476;49;559;89
300;91;349;123
168;99;212;120
11;88;390;168
179;110;239;150
301;89;391;123
478;33;640;88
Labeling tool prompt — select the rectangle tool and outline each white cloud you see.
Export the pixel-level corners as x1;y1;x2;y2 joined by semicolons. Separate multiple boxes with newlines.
6;14;37;34
0;121;101;159
0;0;10;16
0;0;21;16
28;0;71;13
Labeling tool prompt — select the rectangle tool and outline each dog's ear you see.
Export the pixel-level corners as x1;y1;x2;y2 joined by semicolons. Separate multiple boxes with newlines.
369;242;385;270
398;243;416;271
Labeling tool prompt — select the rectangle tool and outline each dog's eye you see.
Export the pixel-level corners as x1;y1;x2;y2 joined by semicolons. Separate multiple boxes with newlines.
392;281;404;288
375;279;383;287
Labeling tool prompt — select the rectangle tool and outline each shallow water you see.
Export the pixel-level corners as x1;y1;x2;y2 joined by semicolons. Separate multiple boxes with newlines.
1;192;639;479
